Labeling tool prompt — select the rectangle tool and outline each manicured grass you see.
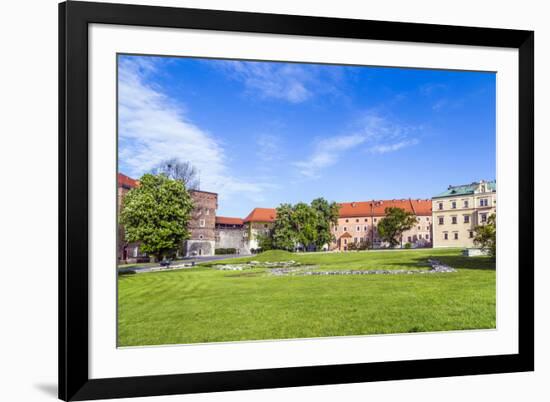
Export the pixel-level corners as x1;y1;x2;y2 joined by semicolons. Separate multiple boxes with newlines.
117;248;495;346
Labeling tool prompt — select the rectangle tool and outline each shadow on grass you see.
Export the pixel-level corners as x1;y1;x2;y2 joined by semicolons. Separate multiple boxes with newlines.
332;255;496;271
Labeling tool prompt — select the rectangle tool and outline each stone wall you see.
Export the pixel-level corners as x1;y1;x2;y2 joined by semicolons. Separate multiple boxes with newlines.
215;228;249;254
185;239;215;257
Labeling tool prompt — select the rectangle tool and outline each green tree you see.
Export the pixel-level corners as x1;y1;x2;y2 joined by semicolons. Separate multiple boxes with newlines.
292;202;318;250
474;213;496;258
377;207;417;248
255;232;274;251
311;198;340;250
272;204;296;251
119;173;193;261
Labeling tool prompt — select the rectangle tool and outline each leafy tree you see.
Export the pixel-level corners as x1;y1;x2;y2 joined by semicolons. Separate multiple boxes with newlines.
292;202;318;249
377;207;417;248
255;232;274;251
151;158;199;190
311;198;340;250
120;173;193;261
474;213;496;258
272;204;297;251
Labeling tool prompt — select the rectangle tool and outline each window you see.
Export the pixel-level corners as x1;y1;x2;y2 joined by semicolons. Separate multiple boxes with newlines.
264;224;268;228
438;217;444;225
199;234;204;240
199;219;205;227
356;219;359;223
364;226;368;231
426;217;430;221
452;216;457;224
343;227;347;232
374;218;377;222
426;226;430;231
454;232;458;240
345;219;349;223
464;215;470;223
407;236;412;242
344;239;347;245
354;237;358;243
335;226;338;232
469;231;474;238
444;233;448;240
451;201;456;209
419;234;423;239
426;234;430;240
438;202;443;210
356;226;360;232
480;198;488;207
464;200;469;208
364;218;368;222
206;209;210;215
481;213;487;223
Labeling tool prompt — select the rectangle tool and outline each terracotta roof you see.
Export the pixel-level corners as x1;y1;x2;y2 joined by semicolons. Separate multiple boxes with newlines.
216;216;244;225
118;173;138;189
338;201;373;218
339;232;352;239
338;199;432;217
243;208;277;223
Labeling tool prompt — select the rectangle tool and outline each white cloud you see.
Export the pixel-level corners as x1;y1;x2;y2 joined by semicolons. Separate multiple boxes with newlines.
293;113;419;178
368;139;419;154
118;57;266;202
293;134;366;178
255;133;282;162
217;61;316;103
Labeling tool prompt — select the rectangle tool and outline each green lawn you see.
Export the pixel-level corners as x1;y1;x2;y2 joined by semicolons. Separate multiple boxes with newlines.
117;248;495;347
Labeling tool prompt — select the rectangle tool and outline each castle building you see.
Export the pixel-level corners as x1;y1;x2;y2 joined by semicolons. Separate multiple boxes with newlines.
331;199;433;251
184;190;218;257
432;180;496;248
121;172;503;260
214;216;246;254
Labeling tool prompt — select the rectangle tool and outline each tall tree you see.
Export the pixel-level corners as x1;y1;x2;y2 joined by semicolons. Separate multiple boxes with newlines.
311;198;340;250
474;213;496;258
292;202;319;249
120;173;193;261
377;207;417;248
272;204;296;251
151;158;199;190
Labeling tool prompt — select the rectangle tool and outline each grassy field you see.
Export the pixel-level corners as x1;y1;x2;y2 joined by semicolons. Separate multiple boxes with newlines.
117;248;495;347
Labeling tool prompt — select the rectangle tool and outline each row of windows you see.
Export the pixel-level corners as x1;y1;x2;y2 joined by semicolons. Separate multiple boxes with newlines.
437;198;493;210
438;213;487;225
442;231;475;240
336;225;430;232
407;234;430;242
342;216;431;223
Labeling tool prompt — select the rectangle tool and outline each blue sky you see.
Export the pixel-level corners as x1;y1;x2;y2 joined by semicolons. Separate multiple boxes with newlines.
118;54;496;218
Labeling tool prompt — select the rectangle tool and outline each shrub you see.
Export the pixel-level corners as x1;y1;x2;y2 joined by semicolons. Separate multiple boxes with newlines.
404;242;412;249
215;248;237;255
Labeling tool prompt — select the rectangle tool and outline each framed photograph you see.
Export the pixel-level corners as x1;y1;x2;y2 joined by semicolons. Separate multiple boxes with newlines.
59;1;534;400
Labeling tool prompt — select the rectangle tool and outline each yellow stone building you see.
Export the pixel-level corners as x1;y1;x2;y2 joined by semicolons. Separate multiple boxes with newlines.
432;180;496;248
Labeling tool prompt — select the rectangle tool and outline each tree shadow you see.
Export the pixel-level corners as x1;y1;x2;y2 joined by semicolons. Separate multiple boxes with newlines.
363;254;495;271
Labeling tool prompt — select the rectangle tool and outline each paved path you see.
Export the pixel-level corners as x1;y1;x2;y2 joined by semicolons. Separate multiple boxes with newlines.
118;254;245;274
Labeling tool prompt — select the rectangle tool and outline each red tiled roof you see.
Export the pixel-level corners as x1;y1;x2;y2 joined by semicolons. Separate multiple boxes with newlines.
243;208;277;223
216;216;244;225
338;201;373;218
338;199;432;217
118;173;138;189
339;232;352;239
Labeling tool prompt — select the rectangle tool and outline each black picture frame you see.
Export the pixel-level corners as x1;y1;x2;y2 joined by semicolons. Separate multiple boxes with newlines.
59;1;534;400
